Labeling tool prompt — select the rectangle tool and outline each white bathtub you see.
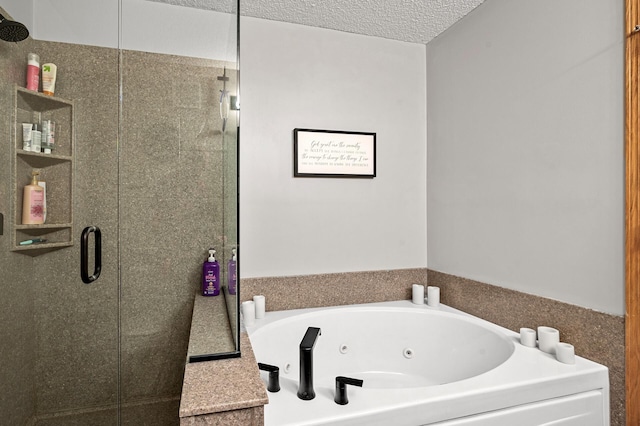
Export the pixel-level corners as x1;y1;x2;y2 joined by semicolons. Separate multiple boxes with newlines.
246;300;610;426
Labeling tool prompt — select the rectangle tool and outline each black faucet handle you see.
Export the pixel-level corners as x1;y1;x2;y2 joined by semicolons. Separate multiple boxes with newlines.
258;362;281;392
334;376;364;405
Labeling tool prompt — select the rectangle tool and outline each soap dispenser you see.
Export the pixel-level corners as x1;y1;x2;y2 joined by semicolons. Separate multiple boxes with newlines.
202;248;220;296
228;248;237;295
22;170;45;225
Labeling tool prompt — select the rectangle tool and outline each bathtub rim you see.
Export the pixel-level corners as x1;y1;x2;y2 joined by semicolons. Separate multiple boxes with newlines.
245;300;610;426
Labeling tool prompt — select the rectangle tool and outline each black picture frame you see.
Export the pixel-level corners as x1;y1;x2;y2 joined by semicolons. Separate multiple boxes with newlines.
293;128;376;178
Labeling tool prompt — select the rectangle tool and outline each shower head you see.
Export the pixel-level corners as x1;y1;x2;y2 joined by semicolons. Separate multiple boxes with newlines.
0;13;29;43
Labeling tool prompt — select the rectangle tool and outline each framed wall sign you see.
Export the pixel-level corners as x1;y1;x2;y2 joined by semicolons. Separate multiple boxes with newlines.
293;128;376;178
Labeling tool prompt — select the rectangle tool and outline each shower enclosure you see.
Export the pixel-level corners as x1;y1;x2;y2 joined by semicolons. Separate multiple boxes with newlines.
0;1;240;424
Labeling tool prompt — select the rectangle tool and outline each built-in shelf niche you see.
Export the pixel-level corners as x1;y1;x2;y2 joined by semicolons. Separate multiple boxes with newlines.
11;85;74;256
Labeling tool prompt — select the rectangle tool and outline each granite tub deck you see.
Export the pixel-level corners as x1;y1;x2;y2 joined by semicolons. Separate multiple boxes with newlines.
179;333;268;425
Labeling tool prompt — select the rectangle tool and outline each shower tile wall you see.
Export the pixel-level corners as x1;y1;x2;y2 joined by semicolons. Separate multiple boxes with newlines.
1;35;230;424
30;41;120;419
0;17;37;425
119;50;228;405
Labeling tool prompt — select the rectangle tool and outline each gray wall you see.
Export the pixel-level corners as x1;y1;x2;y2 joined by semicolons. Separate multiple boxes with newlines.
426;0;624;315
240;17;428;278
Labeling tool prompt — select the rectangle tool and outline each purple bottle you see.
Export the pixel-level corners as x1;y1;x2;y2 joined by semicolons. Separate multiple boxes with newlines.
202;248;220;296
228;248;237;295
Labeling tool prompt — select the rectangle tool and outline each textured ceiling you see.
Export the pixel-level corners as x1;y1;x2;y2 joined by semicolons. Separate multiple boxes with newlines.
148;0;486;44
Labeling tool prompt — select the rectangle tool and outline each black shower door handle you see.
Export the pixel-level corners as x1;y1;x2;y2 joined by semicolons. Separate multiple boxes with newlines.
81;226;102;284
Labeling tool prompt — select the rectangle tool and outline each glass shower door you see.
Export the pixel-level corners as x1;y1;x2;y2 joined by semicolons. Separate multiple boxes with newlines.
0;1;121;424
0;0;239;424
118;3;240;420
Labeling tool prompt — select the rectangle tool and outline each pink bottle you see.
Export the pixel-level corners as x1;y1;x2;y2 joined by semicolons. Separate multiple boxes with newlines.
26;53;40;91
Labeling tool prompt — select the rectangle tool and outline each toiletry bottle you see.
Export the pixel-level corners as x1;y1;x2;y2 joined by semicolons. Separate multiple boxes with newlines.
22;171;45;225
202;248;220;296
21;123;33;151
228;248;237;295
32;123;41;153
42;63;57;96
26;53;40;91
41;120;50;153
41;120;54;154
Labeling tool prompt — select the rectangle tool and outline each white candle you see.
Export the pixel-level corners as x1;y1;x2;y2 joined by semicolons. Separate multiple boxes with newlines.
427;286;440;307
253;295;266;319
242;300;256;326
537;326;560;354
556;342;576;364
519;328;537;348
412;284;425;304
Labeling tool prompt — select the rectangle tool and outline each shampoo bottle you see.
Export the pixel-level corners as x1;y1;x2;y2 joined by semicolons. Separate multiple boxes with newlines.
26;53;40;91
228;248;237;295
42;63;57;96
202;248;220;296
22;171;45;225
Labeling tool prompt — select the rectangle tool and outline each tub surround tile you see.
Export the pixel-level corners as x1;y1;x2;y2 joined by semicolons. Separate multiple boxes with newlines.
179;333;268;420
241;268;428;311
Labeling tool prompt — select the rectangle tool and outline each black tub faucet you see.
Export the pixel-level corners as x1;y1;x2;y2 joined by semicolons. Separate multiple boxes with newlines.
258;362;280;392
335;376;364;405
297;326;321;400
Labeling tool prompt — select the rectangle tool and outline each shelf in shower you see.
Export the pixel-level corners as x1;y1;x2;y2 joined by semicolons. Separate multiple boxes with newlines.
11;84;75;256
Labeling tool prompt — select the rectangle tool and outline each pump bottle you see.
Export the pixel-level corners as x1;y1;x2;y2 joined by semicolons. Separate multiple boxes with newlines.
202;248;220;296
22;171;45;225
